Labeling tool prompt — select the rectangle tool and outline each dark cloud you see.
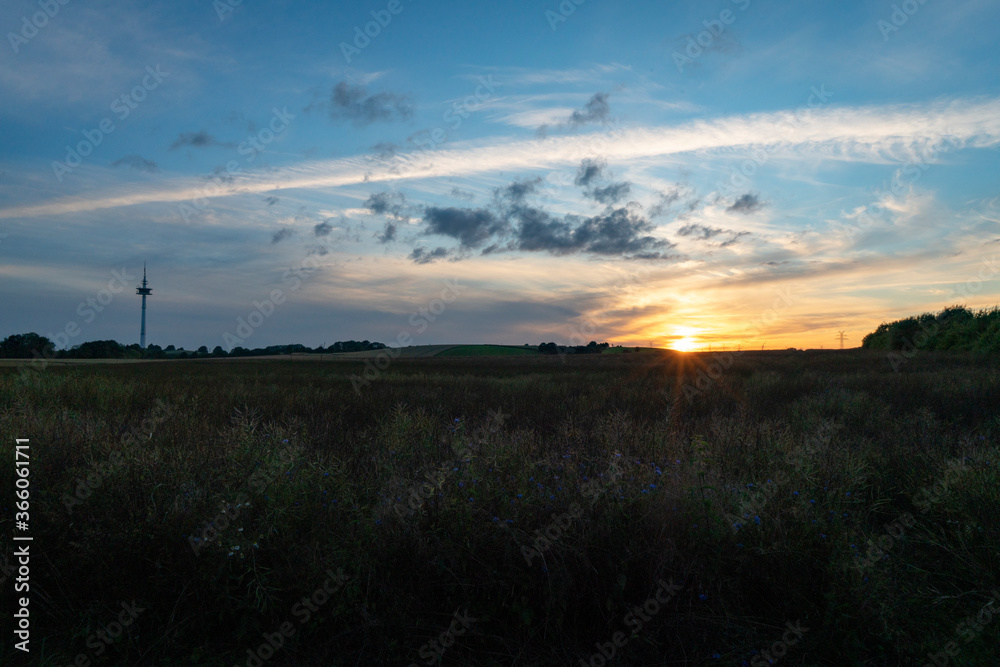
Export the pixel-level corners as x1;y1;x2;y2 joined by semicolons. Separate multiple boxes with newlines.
208;164;237;185
377;222;397;244
720;231;752;247
365;191;408;219
495;177;543;207
574;158;606;187
572;158;630;204
370;141;398;161
271;227;294;244
677;223;751;247
591;182;631;205
110;154;158;173
314;220;333;237
537;93;612;137
328;82;414;127
264;196;279;206
169;131;236;151
412;177;674;263
450;187;475;202
409;246;450;264
677;224;727;240
648;188;683;218
422;207;507;249
727;193;764;215
294;206;315;224
568;92;611;127
544;207;666;256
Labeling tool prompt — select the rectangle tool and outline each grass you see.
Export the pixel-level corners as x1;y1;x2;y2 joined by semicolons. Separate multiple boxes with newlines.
437;345;540;357
0;349;998;665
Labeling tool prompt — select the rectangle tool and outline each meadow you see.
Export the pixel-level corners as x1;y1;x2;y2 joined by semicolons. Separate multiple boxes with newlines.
1;349;998;666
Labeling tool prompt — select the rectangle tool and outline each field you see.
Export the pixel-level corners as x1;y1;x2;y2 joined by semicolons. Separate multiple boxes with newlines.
1;349;998;665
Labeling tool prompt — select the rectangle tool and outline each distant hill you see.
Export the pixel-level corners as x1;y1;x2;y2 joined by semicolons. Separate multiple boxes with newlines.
862;305;1000;353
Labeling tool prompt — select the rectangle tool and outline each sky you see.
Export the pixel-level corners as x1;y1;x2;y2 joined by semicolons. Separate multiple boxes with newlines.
1;0;998;352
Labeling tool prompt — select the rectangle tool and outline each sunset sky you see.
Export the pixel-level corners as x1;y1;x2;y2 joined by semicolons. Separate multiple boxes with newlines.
1;0;998;352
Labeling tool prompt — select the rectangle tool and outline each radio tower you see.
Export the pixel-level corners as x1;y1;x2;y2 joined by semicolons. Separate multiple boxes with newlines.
136;263;152;348
836;331;847;349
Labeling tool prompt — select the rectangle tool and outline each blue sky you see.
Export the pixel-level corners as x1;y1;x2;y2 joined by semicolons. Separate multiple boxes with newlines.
1;0;998;351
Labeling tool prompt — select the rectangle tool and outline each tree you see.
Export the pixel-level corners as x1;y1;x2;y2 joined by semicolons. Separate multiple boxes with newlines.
197;346;209;356
72;340;126;359
0;333;54;358
212;346;226;357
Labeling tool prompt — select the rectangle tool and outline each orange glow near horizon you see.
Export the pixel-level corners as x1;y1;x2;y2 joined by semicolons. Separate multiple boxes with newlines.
671;337;698;352
664;326;704;352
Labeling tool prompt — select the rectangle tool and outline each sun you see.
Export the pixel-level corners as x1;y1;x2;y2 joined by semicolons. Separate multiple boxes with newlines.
666;326;702;352
672;337;698;352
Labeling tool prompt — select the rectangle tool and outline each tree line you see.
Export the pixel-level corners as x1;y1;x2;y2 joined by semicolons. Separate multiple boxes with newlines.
861;305;1000;353
0;333;388;360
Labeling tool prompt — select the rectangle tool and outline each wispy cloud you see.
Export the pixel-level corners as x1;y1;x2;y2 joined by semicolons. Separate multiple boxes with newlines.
111;154;159;173
4;98;1000;221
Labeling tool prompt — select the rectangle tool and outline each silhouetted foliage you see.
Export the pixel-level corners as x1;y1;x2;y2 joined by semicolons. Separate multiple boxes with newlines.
862;305;1000;354
0;332;53;358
